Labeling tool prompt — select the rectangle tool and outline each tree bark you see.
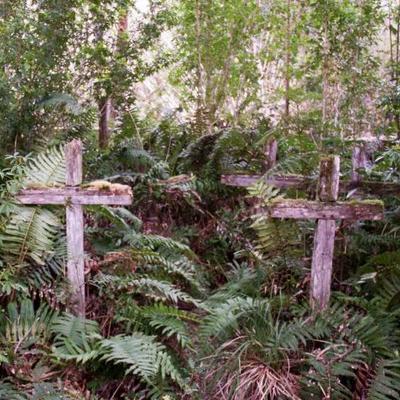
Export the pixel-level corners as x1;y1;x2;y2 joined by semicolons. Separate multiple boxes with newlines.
99;97;112;149
284;0;291;119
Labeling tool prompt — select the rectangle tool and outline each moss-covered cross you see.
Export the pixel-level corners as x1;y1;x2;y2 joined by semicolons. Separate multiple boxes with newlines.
16;140;133;316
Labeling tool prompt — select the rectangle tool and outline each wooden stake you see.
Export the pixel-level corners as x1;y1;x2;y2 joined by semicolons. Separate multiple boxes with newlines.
263;138;278;172
66;204;85;316
311;219;336;310
351;145;372;184
311;156;340;310
65;140;85;316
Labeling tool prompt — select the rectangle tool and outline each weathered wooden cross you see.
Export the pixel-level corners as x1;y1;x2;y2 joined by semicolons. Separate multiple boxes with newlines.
17;140;132;316
262;155;383;309
222;150;384;310
222;139;400;196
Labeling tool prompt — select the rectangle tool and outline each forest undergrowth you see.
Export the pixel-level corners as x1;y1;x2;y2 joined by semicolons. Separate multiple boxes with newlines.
0;126;399;399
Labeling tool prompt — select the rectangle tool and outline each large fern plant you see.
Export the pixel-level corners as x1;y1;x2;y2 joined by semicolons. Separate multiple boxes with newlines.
0;145;201;397
0;146;65;267
195;179;400;400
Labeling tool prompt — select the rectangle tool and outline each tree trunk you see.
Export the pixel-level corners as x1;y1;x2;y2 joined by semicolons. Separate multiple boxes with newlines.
284;0;291;119
194;0;207;135
98;10;128;149
99;98;112;149
322;12;329;132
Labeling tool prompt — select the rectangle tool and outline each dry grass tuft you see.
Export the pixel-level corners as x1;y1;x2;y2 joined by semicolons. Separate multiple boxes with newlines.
208;359;301;400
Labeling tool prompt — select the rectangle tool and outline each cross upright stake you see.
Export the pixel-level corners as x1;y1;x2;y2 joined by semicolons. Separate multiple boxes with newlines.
351;144;373;184
263;138;278;172
311;156;339;310
17;140;133;316
65;140;85;316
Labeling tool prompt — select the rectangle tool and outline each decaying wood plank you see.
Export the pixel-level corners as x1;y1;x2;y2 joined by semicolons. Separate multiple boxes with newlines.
65;140;85;316
310;156;340;310
263;138;278;171
264;199;384;220
221;173;400;196
351;145;373;183
318;156;340;202
310;219;336;310
17;188;132;205
65;140;82;186
221;174;314;189
343;180;400;197
66;204;85;316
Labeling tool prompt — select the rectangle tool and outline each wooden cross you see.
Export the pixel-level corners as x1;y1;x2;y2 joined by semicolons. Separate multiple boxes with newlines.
222;142;400;196
16;140;132;316
259;155;384;310
221;141;398;308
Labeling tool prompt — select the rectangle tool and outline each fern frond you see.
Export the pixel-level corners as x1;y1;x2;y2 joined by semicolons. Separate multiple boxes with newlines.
36;93;82;116
51;314;101;364
248;182;301;258
128;233;196;259
0;382;27;400
100;333;185;387
0;206;60;265
2;299;56;349
24;145;66;186
87;205;142;232
367;359;400;400
142;303;198;348
51;313;100;343
200;297;269;339
133;249;201;291
93;273;200;307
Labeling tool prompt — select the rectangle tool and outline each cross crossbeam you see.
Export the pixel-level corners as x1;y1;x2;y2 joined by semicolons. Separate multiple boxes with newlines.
260;199;383;220
221;173;400;196
17;188;132;205
16;140;133;316
221;141;400;196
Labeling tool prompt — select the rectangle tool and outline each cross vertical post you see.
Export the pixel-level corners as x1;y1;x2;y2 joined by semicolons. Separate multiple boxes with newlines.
310;156;340;310
351;145;372;184
263;138;278;172
65;140;85;316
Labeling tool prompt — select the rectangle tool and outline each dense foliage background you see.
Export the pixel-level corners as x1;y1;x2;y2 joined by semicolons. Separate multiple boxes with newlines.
0;0;400;399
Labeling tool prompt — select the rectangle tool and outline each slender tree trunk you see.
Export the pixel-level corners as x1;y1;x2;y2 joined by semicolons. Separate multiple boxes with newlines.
284;0;291;120
322;12;329;132
99;98;112;149
194;0;207;134
389;6;394;80
396;16;399;76
98;10;128;149
320;6;329;144
395;4;400;139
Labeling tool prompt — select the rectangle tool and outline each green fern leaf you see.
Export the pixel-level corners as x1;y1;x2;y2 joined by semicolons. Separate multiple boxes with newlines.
24;145;66;186
0;206;59;265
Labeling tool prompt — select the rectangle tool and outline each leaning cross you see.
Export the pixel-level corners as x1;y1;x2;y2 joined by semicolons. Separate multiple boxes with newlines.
17;140;132;316
222;141;400;196
259;156;384;310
